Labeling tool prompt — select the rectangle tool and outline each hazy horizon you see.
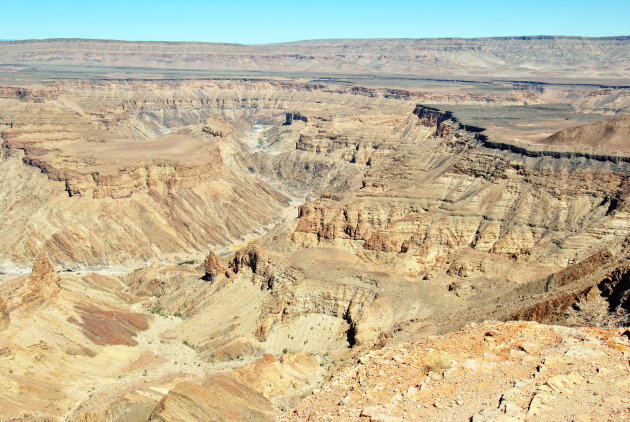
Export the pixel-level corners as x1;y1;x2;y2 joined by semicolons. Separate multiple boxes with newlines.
2;35;629;47
3;0;630;44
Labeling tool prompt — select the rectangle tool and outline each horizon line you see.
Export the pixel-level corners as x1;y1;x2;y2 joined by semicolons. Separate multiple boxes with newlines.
2;35;630;46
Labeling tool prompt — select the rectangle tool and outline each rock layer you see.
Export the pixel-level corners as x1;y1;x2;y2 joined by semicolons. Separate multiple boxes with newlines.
294;105;630;279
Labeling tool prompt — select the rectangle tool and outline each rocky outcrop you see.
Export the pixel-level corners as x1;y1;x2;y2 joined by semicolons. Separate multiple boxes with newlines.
507;237;630;324
202;114;233;137
229;244;276;280
203;250;228;282
123;263;199;299
283;112;308;125
413;104;454;128
277;321;630;422
234;352;321;400
20;150;224;199
598;266;630;314
21;255;61;307
295;134;357;156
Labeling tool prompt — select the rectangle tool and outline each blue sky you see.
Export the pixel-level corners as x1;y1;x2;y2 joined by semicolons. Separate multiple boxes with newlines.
2;0;628;44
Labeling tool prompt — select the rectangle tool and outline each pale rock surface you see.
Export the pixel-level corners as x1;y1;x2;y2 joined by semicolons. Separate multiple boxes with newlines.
277;321;630;422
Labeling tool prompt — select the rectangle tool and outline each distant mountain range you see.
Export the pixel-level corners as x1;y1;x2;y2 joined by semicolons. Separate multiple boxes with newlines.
1;36;628;82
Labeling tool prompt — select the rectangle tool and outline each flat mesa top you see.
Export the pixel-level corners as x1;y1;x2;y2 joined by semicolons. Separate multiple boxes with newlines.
36;133;221;176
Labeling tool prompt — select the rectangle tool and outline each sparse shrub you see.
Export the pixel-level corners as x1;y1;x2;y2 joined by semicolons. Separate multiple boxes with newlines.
142;369;147;376
423;350;451;372
565;294;629;328
282;348;288;354
177;259;196;265
173;311;182;318
149;305;166;317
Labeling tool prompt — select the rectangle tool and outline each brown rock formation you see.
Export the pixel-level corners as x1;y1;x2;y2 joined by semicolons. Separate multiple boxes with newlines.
203;250;227;282
229;244;275;279
202;114;233;137
283;112;308;125
507;237;630;324
21;255;61;307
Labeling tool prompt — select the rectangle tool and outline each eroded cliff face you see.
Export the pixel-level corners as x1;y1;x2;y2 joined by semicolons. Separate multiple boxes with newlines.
294;105;630;278
0;81;413;266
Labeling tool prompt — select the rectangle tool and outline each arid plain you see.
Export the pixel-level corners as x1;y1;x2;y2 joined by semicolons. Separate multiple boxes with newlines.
0;37;628;421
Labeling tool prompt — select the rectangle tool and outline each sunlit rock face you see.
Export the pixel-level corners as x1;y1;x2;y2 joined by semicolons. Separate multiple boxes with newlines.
0;81;404;266
0;35;629;421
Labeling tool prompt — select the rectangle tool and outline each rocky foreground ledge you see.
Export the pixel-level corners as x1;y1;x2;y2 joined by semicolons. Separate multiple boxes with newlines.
277;321;630;422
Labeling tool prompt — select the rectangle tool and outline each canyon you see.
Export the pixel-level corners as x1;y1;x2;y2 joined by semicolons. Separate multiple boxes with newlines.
0;37;628;421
